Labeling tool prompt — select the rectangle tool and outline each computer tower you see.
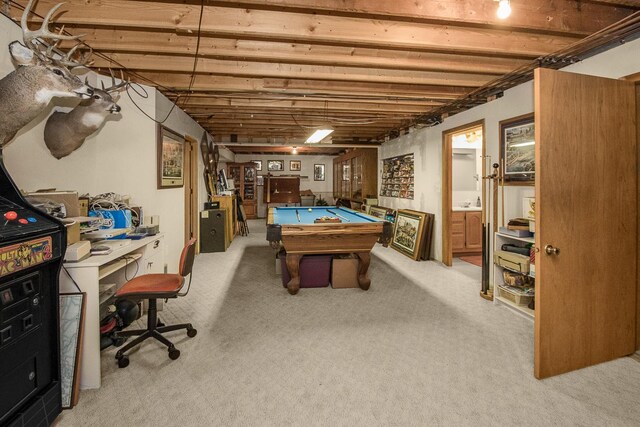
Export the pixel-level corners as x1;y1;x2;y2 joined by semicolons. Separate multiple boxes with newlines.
200;209;226;253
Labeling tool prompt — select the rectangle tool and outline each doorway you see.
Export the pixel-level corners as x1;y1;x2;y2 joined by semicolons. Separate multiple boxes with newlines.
442;120;485;268
184;135;199;248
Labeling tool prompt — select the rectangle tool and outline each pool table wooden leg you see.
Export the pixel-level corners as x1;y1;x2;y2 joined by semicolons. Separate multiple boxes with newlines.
285;253;302;295
355;252;371;290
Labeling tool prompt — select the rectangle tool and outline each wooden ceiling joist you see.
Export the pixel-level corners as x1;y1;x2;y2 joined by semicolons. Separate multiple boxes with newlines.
7;0;637;147
62;29;529;75
90;53;497;87
24;1;579;57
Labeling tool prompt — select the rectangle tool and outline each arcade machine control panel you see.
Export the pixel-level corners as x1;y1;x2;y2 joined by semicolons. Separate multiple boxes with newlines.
0;187;65;426
1;197;60;241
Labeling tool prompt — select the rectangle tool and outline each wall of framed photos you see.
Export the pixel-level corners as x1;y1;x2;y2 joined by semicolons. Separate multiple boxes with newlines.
380;153;414;199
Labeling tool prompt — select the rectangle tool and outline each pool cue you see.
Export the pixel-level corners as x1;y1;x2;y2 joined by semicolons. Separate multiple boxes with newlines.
295;209;301;222
500;158;505;227
492;162;499;233
326;209;351;222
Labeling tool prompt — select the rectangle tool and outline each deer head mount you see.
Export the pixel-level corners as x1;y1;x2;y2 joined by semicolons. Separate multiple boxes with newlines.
0;0;93;149
44;71;128;159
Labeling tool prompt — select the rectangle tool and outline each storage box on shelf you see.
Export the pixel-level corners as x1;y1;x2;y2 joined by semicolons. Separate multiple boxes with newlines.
493;232;536;319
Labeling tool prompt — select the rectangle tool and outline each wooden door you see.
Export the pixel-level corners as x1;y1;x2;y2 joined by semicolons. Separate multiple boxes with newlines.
534;68;637;379
464;211;482;250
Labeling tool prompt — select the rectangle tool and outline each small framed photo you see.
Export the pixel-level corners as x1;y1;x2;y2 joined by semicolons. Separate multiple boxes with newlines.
256;175;264;186
267;160;284;171
369;206;388;219
157;125;184;189
252;160;262;171
290;160;301;171
391;209;427;260
314;164;325;181
499;113;535;185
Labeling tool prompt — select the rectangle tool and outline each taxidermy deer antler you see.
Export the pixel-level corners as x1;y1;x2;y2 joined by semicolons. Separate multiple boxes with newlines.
0;0;94;148
44;70;129;159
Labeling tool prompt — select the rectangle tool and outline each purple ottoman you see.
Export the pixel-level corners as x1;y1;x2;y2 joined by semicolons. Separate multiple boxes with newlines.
279;253;332;288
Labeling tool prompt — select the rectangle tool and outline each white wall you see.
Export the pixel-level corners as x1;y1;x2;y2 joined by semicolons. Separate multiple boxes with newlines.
0;14;218;272
378;37;640;262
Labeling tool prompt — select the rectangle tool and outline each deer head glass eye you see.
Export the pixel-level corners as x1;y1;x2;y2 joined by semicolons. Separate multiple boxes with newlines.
52;68;63;76
93;95;101;100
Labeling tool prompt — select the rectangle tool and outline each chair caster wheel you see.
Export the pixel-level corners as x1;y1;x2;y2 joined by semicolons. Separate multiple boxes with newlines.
187;327;197;338
117;356;129;368
168;347;180;360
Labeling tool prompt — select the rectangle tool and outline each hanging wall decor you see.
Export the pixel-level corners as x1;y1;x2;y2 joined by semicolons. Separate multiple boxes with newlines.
499;113;535;185
157;125;185;188
380;153;414;199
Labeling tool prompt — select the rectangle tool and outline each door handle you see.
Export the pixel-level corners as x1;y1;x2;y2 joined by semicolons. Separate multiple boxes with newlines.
544;244;560;255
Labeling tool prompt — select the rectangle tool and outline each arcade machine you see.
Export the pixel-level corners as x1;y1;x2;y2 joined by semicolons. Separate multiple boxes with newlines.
0;153;65;425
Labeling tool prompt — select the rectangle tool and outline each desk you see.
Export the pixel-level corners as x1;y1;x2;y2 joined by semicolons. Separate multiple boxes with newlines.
266;207;392;294
60;235;165;389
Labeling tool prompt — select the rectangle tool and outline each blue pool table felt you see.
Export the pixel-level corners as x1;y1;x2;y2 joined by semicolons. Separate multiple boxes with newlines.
272;206;382;224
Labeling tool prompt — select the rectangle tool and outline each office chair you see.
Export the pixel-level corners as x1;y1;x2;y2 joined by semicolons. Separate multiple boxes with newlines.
114;238;197;368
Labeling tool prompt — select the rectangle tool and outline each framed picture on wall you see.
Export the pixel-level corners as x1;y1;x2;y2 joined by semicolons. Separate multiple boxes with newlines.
157;125;184;188
290;160;301;171
267;160;284;171
252;160;262;171
499;113;535;185
314;164;325;181
391;210;427;260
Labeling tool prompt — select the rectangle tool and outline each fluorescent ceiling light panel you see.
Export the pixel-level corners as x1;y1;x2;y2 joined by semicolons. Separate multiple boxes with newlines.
305;128;334;143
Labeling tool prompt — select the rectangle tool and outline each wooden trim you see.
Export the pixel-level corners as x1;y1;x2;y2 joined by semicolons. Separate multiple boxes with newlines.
637;82;640;352
441;120;485;267
184;135;199;251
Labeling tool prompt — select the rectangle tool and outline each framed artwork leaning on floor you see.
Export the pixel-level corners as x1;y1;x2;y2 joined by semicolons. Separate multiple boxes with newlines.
391;209;427;260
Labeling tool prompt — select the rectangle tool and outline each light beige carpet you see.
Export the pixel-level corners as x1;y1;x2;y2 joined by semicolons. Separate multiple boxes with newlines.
58;220;640;426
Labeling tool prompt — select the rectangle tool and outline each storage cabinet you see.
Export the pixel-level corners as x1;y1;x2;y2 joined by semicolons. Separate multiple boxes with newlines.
227;162;257;218
493;232;535;319
451;210;482;254
210;194;237;248
332;149;377;202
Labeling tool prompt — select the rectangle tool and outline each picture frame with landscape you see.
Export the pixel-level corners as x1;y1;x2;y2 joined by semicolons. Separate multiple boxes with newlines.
369;206;388;220
391;209;426;260
499;113;535;185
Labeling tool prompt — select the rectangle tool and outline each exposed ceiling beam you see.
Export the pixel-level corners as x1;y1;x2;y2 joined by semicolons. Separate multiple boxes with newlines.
138;0;637;36
61;28;528;75
90;53;497;87
20;1;579;58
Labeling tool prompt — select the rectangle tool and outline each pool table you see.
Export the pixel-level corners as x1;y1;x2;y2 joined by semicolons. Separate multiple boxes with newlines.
266;206;393;295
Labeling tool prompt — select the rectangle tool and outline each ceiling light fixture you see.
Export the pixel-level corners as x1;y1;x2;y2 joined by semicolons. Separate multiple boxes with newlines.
305;128;334;144
496;0;511;19
292;146;298;154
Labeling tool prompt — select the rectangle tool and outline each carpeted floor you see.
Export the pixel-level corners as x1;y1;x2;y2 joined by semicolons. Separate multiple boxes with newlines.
57;220;640;426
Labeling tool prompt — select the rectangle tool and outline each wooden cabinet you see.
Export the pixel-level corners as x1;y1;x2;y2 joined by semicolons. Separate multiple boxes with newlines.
211;195;237;248
227;163;257;219
332;149;377;202
465;211;482;249
452;210;482;254
451;212;466;251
